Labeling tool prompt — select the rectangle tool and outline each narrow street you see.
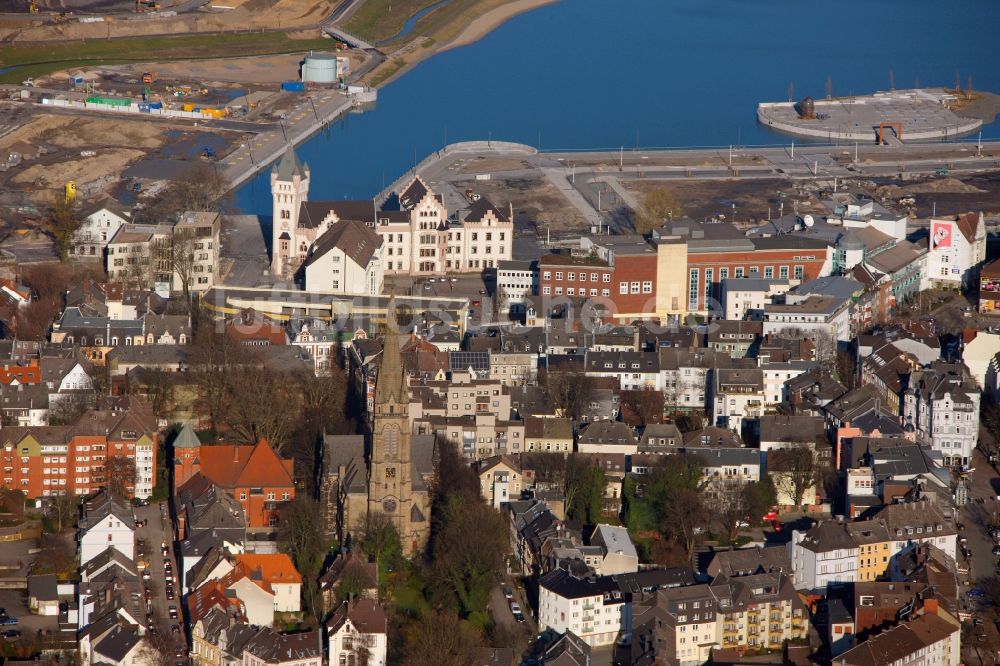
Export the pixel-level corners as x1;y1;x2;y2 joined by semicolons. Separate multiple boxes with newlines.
134;500;186;662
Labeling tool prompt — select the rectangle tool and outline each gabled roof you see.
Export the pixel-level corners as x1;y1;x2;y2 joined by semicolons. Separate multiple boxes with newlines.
327;597;387;636
80;490;135;530
464;196;508;223
187;579;246;625
399;177;430;209
303;219;382;269
232;553;303;587
954;211;982;243
196;439;294;490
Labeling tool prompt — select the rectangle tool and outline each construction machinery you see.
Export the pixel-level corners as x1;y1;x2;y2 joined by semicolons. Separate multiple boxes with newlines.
141;72;157;84
28;0;39;13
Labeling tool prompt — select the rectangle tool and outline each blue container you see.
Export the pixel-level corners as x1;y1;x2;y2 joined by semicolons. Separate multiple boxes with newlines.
149;102;163;109
281;81;305;92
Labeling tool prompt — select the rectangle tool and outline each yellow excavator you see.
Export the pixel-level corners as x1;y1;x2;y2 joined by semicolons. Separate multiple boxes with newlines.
28;0;39;13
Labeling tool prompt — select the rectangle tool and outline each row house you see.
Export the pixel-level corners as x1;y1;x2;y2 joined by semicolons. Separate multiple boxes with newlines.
191;611;322;666
584;350;661;391
187;553;302;628
524;416;574;454
720;278;793;321
978;257;1000;314
833;610;960;666
860;343;922;415
686;447;761;502
789;518;859;592
707;320;763;358
327;598;389;666
903;362;981;467
712;367;765;430
106;222;174;293
173;211;222;293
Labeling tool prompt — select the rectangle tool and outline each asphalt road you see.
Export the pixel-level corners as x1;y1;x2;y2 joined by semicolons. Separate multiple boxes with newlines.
135;500;187;660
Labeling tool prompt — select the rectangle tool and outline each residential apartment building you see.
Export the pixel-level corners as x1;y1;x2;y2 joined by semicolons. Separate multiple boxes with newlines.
712;572;808;651
832;610;960;666
78;490;135;567
537;568;626;647
721;278;792;320
789;519;858;591
924;212;986;289
106;222;173;293
903;362;981;467
845;519;893;582
173;211;221;293
633;584;718;666
70;207;128;261
497;260;537;312
0;398;157;499
712;367;765;429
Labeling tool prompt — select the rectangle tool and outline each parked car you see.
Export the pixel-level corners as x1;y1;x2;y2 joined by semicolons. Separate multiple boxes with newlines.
510;601;521;614
992;545;1000;556
166;587;175;600
503;587;513;600
0;617;18;626
168;605;178;619
2;630;20;639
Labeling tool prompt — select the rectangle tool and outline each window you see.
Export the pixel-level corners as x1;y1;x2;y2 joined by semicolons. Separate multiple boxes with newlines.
619;282;628;295
764;266;773;278
794;265;804;280
603;273;611;283
567;272;575;280
779;265;789;279
642;281;653;293
689;269;699;309
555;272;563;281
631;281;640;294
734;267;744;278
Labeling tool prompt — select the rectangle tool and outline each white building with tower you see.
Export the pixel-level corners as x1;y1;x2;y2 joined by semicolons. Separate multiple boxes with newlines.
269;148;514;281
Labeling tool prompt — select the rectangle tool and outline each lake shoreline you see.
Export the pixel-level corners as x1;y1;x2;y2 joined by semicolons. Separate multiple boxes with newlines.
370;0;560;88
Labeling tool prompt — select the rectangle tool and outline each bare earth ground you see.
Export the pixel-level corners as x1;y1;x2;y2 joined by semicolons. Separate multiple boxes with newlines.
438;0;559;51
0;0;330;41
0;113;169;202
624;177;823;226
458;156;532;174
872;174;1000;218
453;175;589;233
109;50;367;86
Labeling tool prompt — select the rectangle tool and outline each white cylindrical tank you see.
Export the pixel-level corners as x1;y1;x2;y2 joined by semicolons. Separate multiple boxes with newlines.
803;214;815;227
302;52;339;84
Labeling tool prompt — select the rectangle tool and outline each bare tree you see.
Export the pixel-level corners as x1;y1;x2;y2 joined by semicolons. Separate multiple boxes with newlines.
769;447;819;507
170;226;199;303
403;609;482;666
540;365;596;422
104;456;137;498
48;393;94;425
634;186;682;234
278;496;327;622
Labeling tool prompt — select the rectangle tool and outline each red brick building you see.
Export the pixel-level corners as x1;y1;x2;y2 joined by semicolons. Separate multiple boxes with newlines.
538;226;832;320
173;424;295;529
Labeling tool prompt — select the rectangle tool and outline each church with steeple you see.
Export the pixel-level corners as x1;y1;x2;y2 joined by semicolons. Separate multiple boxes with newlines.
318;297;432;556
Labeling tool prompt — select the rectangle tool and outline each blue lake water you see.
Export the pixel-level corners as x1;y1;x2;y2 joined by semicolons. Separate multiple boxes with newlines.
236;0;1000;214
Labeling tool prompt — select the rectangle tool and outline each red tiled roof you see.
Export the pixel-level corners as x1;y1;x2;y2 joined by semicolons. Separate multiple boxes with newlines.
0;360;40;385
233;554;303;586
187;579;245;625
197;440;294;490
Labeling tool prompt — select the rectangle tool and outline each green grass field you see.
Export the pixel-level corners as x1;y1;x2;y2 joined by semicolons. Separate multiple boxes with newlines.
343;0;440;43
0;32;334;84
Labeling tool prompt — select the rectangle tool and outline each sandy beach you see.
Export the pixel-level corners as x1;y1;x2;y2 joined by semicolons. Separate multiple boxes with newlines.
438;0;560;52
